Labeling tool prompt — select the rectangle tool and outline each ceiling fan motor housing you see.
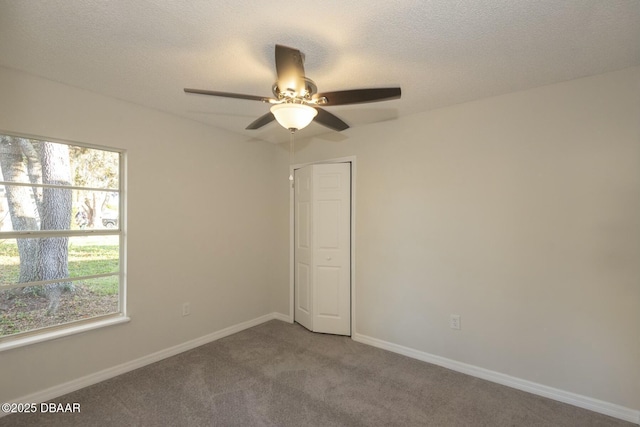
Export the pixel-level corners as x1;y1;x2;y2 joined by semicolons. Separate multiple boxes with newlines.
272;77;319;104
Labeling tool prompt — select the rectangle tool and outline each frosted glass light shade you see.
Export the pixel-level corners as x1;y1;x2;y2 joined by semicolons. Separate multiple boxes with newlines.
270;103;318;130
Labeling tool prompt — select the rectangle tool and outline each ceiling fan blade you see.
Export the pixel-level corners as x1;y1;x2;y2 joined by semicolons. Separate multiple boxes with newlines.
314;108;349;131
184;88;272;102
314;88;401;106
275;44;306;95
246;112;275;130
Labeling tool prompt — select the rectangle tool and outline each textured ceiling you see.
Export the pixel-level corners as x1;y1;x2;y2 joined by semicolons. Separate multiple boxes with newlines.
0;0;639;144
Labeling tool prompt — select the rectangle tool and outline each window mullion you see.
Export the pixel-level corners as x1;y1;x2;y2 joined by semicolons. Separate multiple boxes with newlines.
0;180;119;193
1;230;120;239
1;272;120;292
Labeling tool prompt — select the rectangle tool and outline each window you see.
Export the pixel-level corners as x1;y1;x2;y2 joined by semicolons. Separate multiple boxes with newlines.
0;133;125;348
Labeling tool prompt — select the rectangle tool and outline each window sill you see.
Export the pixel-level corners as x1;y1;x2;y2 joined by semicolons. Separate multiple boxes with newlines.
0;315;130;352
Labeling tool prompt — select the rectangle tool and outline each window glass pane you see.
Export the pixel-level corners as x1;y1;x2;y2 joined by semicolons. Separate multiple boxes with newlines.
0;236;119;288
0;277;119;338
0;138;119;189
0;186;119;232
69;145;119;189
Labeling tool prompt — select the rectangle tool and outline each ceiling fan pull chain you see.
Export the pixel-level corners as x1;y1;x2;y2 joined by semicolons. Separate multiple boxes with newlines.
289;129;295;182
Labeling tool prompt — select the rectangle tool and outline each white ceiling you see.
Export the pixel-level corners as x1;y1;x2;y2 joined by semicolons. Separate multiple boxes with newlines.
0;0;639;144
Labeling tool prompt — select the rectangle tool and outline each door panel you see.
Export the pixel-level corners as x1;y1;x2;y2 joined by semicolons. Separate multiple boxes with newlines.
297;202;311;249
317;200;340;248
317;266;340;317
296;263;311;314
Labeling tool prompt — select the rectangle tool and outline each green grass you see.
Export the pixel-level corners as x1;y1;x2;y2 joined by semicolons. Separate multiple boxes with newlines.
83;275;119;296
0;240;119;296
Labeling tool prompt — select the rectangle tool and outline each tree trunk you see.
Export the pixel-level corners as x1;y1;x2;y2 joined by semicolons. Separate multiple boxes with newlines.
18;139;44;221
0;137;40;283
83;196;95;227
37;142;72;315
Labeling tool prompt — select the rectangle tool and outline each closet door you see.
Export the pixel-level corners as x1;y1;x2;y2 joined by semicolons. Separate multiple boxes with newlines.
295;163;351;335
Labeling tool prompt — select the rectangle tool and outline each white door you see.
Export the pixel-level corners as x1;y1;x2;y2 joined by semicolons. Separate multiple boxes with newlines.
294;163;351;335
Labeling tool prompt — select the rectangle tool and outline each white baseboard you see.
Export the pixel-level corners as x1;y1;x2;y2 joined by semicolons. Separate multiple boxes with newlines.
2;312;285;418
272;312;293;323
352;332;639;425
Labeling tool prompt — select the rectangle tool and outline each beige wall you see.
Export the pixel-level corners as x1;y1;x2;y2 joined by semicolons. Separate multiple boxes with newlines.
0;66;285;402
284;66;640;409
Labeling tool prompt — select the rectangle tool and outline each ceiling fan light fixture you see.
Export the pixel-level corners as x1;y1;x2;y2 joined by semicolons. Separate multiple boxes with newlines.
270;103;317;131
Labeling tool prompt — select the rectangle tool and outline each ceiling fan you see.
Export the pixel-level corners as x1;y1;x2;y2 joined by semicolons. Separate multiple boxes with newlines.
184;44;401;132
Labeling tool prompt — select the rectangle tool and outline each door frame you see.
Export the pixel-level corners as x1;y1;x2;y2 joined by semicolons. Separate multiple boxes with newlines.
289;156;357;335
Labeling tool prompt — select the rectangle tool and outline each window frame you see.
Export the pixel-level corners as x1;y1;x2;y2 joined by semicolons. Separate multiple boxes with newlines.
0;131;128;351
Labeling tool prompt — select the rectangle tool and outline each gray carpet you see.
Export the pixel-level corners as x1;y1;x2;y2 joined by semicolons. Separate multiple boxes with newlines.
1;320;634;426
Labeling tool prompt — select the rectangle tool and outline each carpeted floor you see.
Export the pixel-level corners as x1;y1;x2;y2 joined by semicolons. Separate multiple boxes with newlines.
1;320;634;426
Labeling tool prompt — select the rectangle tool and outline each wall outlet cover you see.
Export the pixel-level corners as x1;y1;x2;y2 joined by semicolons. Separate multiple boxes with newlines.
450;314;461;330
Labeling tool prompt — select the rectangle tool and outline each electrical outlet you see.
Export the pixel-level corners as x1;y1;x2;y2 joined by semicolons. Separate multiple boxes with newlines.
450;314;461;330
182;302;191;317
